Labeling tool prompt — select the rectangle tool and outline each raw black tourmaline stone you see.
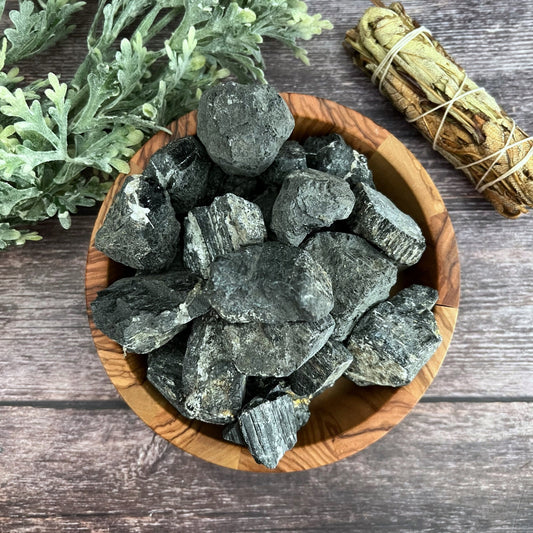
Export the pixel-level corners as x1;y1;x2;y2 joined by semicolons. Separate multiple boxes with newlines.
303;133;355;178
90;270;209;354
260;140;307;186
344;153;375;188
94;175;180;272
223;385;311;447
143;136;211;215
181;313;246;424
206;242;334;324
303;232;398;341
347;182;426;267
197;81;294;176
202;314;335;377
146;337;186;414
289;340;353;397
238;393;298;468
183;193;267;278
270;169;355;246
207;165;263;201
251;186;280;230
345;284;442;387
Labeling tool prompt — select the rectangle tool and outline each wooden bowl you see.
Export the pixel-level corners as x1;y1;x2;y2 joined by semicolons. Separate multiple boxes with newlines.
85;93;460;472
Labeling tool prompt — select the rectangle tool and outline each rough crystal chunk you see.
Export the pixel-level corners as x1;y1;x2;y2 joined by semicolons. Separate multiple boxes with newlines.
94;175;179;272
347;182;426;267
391;283;439;310
90;270;209;354
238;393;298;468
344;153;375;188
206;242;334;323
303;133;355;178
303;232;398;341
197;81;294;176
289;340;353;397
223;385;310;447
213;314;335;377
146;337;186;414
345;284;442;387
271;169;355;246
143;136;211;215
251;186;279;229
260;140;307;186
183;193;267;278
181;314;246;424
207;165;263;201
222;421;245;445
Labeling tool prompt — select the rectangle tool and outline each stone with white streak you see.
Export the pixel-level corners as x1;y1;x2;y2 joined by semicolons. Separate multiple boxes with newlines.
90;270;209;354
94;175;180;272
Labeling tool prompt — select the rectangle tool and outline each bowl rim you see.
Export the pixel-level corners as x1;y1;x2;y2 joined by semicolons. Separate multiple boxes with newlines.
85;92;460;472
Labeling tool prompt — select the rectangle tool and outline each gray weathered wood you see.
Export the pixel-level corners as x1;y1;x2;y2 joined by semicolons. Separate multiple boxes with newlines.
0;403;531;532
0;0;532;530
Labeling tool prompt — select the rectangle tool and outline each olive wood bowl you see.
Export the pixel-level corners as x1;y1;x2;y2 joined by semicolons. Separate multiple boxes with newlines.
85;93;460;472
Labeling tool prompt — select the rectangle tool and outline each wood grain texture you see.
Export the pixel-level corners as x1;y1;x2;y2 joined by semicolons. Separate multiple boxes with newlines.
85;94;459;471
0;403;531;532
0;0;532;528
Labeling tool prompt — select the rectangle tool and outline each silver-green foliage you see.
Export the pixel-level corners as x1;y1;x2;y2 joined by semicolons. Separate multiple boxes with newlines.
0;0;332;249
2;0;85;66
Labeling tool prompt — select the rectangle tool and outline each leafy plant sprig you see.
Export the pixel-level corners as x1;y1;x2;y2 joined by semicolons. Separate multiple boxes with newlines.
2;0;85;66
0;0;332;249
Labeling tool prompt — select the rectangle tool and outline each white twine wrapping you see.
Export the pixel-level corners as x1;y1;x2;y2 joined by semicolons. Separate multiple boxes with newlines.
371;25;533;193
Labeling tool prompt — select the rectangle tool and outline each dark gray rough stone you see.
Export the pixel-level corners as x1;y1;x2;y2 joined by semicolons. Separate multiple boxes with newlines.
210;166;262;201
238;393;298;468
344;153;375;188
271;169;355;246
181;313;246;424
143;136;211;215
251;186;279;229
289;340;353;397
283;389;312;430
222;384;311;447
203;164;227;203
244;376;286;402
214;314;335;377
95;175;180;272
303;133;354;178
303;232;398;341
197;81;294;177
347;182;426;267
345;284;442;387
206;242;334;323
146;337;186;414
260;140;307;186
183;193;267;278
91;270;209;354
391;284;439;310
222;421;245;445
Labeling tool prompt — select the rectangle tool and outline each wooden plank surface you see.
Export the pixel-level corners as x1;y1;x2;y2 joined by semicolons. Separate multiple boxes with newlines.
1;0;532;530
0;403;531;532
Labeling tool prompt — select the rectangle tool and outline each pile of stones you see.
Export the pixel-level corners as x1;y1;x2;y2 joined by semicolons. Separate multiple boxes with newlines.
91;82;442;469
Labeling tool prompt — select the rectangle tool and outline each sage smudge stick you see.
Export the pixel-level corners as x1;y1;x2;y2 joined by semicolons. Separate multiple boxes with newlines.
344;1;533;218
